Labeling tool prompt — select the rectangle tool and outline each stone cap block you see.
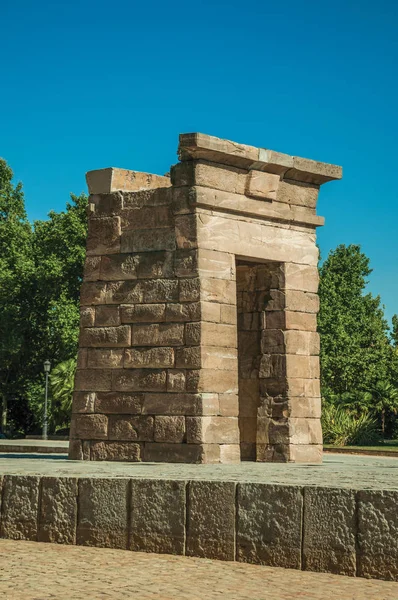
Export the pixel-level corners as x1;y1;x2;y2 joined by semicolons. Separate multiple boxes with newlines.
178;133;342;185
86;168;171;194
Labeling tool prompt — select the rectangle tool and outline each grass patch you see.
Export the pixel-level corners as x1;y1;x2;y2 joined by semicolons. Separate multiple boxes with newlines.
324;440;398;453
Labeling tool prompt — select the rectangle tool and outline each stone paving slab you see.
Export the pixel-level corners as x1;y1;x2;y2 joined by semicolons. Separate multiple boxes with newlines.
0;540;397;600
0;453;397;489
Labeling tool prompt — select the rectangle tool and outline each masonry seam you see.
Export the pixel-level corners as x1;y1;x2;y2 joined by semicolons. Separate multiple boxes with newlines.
355;490;359;577
300;486;305;571
126;478;132;551
234;482;238;562
184;481;189;556
0;475;6;537
35;476;44;543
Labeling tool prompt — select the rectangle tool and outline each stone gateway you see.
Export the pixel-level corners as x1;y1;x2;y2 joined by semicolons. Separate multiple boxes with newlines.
69;133;342;463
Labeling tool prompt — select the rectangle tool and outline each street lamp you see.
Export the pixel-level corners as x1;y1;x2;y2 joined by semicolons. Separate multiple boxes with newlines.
43;360;51;440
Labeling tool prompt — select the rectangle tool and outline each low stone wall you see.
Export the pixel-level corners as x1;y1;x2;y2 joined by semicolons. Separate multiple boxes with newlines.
0;474;396;582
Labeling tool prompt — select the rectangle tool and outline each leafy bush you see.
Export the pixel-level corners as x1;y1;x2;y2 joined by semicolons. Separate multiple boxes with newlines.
322;403;381;446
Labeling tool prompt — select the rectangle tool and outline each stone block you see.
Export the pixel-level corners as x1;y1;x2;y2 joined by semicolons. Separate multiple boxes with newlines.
259;354;286;379
87;169;170;195
219;393;239;416
80;282;108;306
174;249;198;278
220;304;236;324
80;325;131;348
122;205;172;230
288;444;323;463
285;290;320;314
143;393;202;415
284;263;319;293
175;214;197;249
288;396;321;418
74;414;108;440
121;303;166;323
200;278;236;304
179;277;200;301
90;441;142;461
285;377;321;398
303;487;356;576
89;192;123;215
95;305;121;326
201;347;237;371
80;307;95;327
132;323;184;346
186;416;239;444
77;478;129;548
154;416;185;443
285;355;319;379
83;256;101;281
71;392;95;413
187;481;236;560
175;346;201;369
198;249;235;280
95;392;144;414
277;179;319;208
129;479;186;554
105;280;145;304
261;329;285;354
74;369;112;391
38;477;78;544
86;216;121;256
108;415;154;441
165;302;200;322
278;313;319;338
121;227;176;253
144;442;203;463
246;170;279;200
112;369;167;392
123;187;172;209
185;322;201;345
142;279;179;303
77;348;88;368
201;301;220;322
357;490;398;581
284;331;320;356
201;322;237;348
167;369;186;392
289;418;322;445
87;348;124;369
190;369;238;394
124;347;174;368
0;476;40;541
136;251;174;279
100;254;138;281
237;483;302;568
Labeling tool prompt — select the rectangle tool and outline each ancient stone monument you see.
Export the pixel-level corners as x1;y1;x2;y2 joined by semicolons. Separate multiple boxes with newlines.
69;133;342;464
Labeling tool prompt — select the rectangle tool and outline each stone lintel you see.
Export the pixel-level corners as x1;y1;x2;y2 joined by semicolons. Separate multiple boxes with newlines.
178;133;342;185
86;168;170;195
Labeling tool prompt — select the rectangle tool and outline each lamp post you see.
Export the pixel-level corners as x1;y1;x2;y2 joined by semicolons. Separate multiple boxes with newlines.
43;360;51;440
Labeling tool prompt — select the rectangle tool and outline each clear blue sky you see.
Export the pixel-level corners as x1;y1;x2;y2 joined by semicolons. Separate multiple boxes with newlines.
1;0;397;322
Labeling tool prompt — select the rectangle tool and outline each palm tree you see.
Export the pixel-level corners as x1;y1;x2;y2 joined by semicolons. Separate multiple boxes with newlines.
369;381;398;435
50;358;76;430
336;390;373;417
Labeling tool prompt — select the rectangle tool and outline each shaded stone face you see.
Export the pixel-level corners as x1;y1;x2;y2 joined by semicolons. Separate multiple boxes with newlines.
70;132;341;464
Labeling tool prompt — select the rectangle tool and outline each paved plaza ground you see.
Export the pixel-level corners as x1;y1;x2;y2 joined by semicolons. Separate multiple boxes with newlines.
1;540;397;600
0;452;397;489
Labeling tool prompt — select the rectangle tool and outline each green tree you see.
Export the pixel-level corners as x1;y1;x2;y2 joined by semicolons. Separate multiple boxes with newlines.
49;358;77;431
369;381;398;435
19;194;87;430
318;245;393;395
0;159;33;433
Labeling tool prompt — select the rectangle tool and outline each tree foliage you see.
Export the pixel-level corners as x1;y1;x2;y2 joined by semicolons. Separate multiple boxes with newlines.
0;159;87;434
318;244;393;396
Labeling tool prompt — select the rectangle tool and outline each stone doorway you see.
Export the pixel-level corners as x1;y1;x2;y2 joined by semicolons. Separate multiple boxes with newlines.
236;259;285;461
